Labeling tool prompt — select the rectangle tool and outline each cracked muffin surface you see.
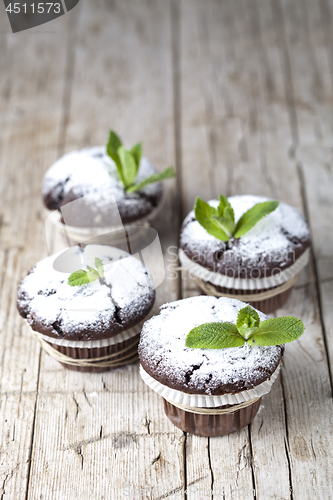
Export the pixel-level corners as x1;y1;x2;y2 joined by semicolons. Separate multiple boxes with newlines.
17;245;155;341
42;146;163;227
180;195;310;279
139;296;283;396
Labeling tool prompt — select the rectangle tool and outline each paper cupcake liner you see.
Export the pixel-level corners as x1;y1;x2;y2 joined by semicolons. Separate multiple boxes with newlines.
140;364;280;407
194;277;296;314
34;320;144;349
179;248;310;291
47;191;165;243
40;333;140;373
163;398;262;437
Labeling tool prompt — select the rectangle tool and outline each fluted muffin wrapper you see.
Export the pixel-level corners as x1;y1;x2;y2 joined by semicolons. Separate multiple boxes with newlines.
179;248;310;291
33;320;144;349
48;334;140;373
46;191;165;244
163;398;262;437
139;364;280;407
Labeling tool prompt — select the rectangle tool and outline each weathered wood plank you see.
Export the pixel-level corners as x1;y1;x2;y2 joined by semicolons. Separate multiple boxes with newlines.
26;1;184;499
179;1;261;498
1;0;333;497
29;376;185;499
180;1;333;499
278;285;333;498
258;1;333;497
0;4;70;497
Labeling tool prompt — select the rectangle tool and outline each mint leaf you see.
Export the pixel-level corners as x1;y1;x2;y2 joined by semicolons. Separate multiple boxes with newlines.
106;130;124;184
236;306;260;339
234;201;279;238
212;215;235;238
68;257;105;286
247;316;304;346
95;257;104;278
194;197;229;242
185;322;245;349
117;146;138;188
211;195;235;238
217;195;235;222
68;269;90;287
127;166;175;193
130;142;142;170
86;266;99;282
185;305;304;350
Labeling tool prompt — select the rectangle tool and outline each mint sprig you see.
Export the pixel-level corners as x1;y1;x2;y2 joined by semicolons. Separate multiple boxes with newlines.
106;130;175;192
127;167;175;193
194;195;279;242
185;305;304;349
185;322;245;349
68;257;105;287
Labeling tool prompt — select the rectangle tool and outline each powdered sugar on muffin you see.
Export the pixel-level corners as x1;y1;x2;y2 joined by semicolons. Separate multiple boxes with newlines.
139;296;283;395
180;195;310;278
18;245;155;341
42;146;163;227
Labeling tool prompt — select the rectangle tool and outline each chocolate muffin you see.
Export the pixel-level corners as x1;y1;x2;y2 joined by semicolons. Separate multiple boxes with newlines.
42;146;163;231
179;195;310;313
139;296;283;436
17;244;155;372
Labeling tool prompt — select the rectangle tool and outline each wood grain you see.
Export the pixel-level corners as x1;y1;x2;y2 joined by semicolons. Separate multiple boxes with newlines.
0;3;69;497
0;0;333;498
23;1;184;499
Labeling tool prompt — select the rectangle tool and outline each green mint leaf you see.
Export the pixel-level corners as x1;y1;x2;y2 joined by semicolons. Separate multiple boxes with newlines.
247;316;304;346
185;322;245;349
68;256;105;286
211;215;234;238
117;146;138;188
234;200;279;238
95;257;104;278
68;269;90;287
236;306;260;339
194;197;229;242
106;130;125;185
86;265;99;282
217;195;235;222
126;166;175;193
130;142;142;170
216;196;235;235
107;130;122;156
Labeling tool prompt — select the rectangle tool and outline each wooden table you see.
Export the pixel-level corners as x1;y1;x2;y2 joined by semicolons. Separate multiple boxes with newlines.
1;0;333;498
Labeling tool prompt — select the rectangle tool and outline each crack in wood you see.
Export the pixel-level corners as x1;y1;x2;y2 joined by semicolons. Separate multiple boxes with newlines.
151;452;162;465
207;437;214;499
144;413;151;435
1;464;19;500
75;446;84;470
281;370;294;500
82;389;92;408
72;394;80;419
24;348;42;500
248;424;257;500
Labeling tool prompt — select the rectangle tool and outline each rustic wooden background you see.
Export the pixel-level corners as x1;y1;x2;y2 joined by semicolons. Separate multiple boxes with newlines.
1;0;333;498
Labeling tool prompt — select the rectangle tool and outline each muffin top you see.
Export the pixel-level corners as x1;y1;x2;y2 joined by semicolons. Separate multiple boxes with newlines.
180;195;310;279
42;146;163;227
17;245;155;341
139;296;283;396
